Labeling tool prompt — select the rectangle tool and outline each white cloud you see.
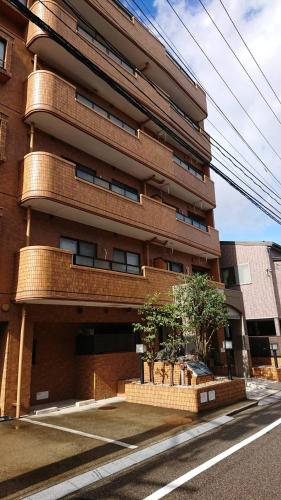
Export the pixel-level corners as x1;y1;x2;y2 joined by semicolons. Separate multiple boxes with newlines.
153;0;281;241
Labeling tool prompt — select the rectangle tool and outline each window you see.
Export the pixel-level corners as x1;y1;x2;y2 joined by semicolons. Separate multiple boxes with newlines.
76;323;136;355
76;93;136;135
60;237;96;267
0;39;6;69
77;23;135;75
236;263;251;285
172;155;204;180
176;211;207;232
113;249;140;274
167;261;183;273
247;319;276;337
76;164;139;201
221;263;251;287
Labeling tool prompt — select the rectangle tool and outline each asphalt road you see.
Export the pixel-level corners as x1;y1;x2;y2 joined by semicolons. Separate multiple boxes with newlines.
65;400;281;499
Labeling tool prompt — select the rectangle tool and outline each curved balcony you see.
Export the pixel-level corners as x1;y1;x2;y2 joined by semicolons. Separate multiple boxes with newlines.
26;1;211;161
14;246;183;306
25;71;215;209
21;152;220;257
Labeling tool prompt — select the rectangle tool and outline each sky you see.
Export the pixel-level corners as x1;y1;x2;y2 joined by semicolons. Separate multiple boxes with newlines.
123;0;281;244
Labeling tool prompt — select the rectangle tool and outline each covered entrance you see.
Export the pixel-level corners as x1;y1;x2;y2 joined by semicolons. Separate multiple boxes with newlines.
30;320;139;406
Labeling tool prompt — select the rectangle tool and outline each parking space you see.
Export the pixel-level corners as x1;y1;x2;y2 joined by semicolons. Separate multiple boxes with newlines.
0;402;199;499
0;399;251;499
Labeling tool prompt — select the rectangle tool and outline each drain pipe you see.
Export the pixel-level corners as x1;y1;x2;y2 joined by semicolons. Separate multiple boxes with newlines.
26;206;31;246
16;306;27;419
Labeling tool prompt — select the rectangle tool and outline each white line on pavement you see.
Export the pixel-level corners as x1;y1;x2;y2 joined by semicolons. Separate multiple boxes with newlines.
21;418;137;449
144;416;281;500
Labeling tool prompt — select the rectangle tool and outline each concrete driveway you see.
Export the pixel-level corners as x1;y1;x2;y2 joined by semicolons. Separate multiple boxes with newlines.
0;402;201;499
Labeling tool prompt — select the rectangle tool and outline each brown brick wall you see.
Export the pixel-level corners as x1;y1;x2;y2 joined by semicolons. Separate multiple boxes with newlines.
252;366;281;382
21;152;219;256
119;378;246;413
25;70;215;208
76;352;139;401
27;1;211;161
14;246;184;305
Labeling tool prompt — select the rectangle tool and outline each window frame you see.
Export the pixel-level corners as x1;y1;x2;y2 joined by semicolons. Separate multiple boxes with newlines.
76;92;137;136
75;164;139;202
60;236;97;268
0;38;6;69
167;260;184;273
113;248;141;274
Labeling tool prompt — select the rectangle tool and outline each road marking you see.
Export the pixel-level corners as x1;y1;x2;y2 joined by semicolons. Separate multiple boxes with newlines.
23;416;232;500
144;416;281;500
21;418;137;449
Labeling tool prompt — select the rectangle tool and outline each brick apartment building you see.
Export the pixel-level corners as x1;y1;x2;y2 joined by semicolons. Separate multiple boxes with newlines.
221;241;281;367
0;0;221;416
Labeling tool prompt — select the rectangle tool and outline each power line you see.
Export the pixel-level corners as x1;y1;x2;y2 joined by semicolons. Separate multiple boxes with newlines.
38;0;281;211
219;0;281;108
196;0;281;128
164;0;281;167
126;0;281;195
206;118;281;200
8;0;281;225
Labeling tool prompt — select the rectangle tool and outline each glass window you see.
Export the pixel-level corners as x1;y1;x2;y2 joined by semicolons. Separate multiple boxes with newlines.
94;177;110;189
167;261;183;273
79;241;95;257
127;252;139;266
113;249;140;274
60;237;77;253
76;165;95;183
113;249;126;263
77;25;93;43
93;103;108;118
237;263;251;285
75;255;93;267
94;258;111;270
76;93;93;109
0;39;6;69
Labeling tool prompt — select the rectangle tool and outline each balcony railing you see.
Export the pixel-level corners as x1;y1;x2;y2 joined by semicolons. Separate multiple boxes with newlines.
73;254;141;274
176;211;207;232
15;246;182;305
21;152;220;257
173;155;204;180
76;164;139;201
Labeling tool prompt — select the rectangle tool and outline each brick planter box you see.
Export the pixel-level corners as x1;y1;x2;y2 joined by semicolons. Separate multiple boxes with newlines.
144;361;214;386
252;366;281;382
118;378;246;413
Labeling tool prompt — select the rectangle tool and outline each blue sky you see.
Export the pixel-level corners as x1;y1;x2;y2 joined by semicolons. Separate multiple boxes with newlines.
121;0;281;244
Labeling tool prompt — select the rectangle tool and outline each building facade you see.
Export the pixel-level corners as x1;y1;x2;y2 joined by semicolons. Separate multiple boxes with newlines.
221;241;281;368
0;0;220;416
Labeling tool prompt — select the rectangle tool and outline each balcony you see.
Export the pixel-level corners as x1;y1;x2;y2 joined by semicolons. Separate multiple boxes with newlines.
26;1;211;161
24;71;215;209
21;152;220;257
14;246;183;306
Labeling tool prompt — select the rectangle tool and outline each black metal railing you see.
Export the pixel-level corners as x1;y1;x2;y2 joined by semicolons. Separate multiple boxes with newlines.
76;165;139;202
73;255;141;275
176;211;207;232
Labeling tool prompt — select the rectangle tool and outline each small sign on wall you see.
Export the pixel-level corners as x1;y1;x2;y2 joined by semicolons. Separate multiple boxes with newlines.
36;391;49;401
200;390;216;404
208;390;216;401
200;392;208;403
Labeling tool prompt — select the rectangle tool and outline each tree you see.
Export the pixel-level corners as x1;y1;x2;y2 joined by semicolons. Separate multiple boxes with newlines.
157;302;184;386
174;273;228;363
133;294;162;383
